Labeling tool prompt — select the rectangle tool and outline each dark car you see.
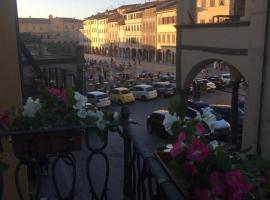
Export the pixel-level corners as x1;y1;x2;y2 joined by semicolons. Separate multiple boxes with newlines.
152;82;175;97
187;101;231;141
207;76;226;89
146;110;177;138
210;104;244;132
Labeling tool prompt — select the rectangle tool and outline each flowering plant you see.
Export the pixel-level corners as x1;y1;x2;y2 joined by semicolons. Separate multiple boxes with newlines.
0;87;118;132
163;95;270;200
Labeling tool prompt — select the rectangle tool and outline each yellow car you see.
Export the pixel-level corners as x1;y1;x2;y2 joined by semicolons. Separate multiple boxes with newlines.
109;87;135;104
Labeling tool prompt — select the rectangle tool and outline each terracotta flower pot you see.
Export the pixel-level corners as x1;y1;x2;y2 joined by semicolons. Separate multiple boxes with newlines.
12;130;82;159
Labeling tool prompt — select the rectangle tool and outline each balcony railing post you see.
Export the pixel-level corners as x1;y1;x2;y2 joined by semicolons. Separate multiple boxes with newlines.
121;106;131;200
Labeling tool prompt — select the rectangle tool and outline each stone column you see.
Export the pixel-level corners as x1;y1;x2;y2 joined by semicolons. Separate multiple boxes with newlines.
230;80;240;147
241;0;268;156
0;0;29;199
176;0;197;89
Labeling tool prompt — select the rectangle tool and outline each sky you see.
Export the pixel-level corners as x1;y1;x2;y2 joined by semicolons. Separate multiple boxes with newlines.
17;0;146;19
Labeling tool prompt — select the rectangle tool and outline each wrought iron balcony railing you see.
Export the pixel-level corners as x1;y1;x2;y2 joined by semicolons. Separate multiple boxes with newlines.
0;106;184;200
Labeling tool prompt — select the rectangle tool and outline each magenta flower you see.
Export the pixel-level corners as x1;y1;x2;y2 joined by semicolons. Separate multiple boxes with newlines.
48;88;62;97
170;132;186;158
48;88;68;104
194;188;213;200
187;137;210;162
182;161;198;176
258;176;267;185
225;170;253;200
0;112;9;129
196;122;206;135
210;171;225;197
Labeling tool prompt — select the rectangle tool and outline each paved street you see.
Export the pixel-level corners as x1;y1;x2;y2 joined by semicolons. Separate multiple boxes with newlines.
85;54;176;74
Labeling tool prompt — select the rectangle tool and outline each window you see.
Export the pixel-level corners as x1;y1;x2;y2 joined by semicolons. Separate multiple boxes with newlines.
172;34;176;43
201;0;206;7
167;34;170;43
200;19;206;24
162;34;165;43
219;0;225;5
210;0;215;7
158;34;161;43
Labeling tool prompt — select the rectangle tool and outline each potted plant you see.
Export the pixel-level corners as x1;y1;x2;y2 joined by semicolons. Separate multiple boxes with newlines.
0;87;119;159
155;95;270;200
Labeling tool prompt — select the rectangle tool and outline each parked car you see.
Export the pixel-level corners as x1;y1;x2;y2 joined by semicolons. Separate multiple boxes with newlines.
196;79;216;92
220;73;232;87
87;91;111;108
147;105;230;139
130;84;157;100
152;82;175;97
211;104;244;132
206;76;226;89
187;101;231;139
109;87;135;104
146;110;177;138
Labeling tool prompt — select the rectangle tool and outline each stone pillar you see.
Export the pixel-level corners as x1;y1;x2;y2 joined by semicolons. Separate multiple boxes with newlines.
0;0;29;199
176;0;196;89
242;0;268;155
231;80;240;147
244;0;252;20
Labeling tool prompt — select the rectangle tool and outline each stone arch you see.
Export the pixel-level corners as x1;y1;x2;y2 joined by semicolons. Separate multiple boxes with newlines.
131;48;136;59
157;50;162;63
180;51;250;89
166;49;172;64
125;48;130;59
183;58;249;149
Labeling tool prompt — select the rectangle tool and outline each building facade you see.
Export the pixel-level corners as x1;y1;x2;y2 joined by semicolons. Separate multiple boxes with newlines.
156;0;177;65
142;2;160;62
19;15;83;44
83;0;235;65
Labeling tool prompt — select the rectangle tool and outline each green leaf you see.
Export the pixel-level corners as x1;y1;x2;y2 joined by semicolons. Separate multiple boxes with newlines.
211;147;232;171
168;95;187;120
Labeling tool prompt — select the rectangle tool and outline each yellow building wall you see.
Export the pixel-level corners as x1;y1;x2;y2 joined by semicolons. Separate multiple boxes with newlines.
196;0;233;23
125;11;143;45
156;9;177;49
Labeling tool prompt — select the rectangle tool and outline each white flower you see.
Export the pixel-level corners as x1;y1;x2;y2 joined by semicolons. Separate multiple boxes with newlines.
96;119;107;130
77;109;88;119
87;110;97;118
210;140;219;150
201;107;216;132
113;112;119;121
73;92;88;110
22;97;42;117
96;110;104;121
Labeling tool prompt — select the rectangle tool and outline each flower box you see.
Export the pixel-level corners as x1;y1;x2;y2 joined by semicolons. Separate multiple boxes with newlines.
155;151;193;200
12;130;82;159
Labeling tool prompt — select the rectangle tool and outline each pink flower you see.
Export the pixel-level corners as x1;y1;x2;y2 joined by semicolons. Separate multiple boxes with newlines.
187;137;210;162
194;188;213;200
48;88;67;104
210;171;225;197
170;132;186;158
258;176;267;185
0;112;9;129
48;88;62;97
196;122;206;135
225;170;253;200
59;90;68;104
182;161;198;176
